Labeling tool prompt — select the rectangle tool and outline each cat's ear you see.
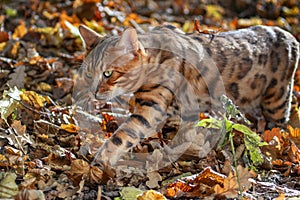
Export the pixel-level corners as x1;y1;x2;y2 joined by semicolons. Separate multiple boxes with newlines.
117;28;139;53
79;25;103;51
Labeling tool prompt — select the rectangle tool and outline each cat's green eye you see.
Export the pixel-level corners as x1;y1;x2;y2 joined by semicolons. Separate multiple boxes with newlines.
103;70;113;78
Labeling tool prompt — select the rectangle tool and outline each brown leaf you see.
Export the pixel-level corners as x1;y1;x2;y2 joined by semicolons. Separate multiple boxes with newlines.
214;165;252;198
68;159;105;185
0;31;9;43
68;159;90;186
146;171;162;189
89;165;105;184
53;78;74;99
8;65;26;89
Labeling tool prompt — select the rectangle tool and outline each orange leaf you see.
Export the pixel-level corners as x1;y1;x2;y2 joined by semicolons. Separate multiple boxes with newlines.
263;128;282;143
195;167;226;187
288;143;300;163
193;19;201;33
166;167;226;198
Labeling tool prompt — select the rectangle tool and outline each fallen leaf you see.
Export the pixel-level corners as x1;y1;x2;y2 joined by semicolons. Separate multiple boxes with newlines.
60;124;80;133
8;65;26;89
0;31;9;43
0;172;19;198
214;165;252;198
166;167;226;198
20;91;45;109
264;128;283;143
120;187;143;200
0;87;22;123
12;21;27;39
137;190;167;200
146;171;162;189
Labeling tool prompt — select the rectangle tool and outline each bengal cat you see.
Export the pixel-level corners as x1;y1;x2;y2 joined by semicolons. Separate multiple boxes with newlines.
74;24;299;168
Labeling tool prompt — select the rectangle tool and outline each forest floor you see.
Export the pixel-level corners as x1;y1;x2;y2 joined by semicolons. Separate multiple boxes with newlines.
0;0;300;199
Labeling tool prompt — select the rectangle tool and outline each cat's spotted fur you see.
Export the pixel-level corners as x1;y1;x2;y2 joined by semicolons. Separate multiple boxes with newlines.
75;25;299;167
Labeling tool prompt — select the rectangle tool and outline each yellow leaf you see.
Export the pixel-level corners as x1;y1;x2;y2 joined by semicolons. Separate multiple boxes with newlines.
137;190;167;200
60;124;79;133
12;21;27;39
20;91;45;109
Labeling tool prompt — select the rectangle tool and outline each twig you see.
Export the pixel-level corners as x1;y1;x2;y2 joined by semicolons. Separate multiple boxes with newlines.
129;19;145;34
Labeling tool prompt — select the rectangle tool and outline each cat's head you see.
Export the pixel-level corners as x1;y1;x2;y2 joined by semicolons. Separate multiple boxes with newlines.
78;25;146;101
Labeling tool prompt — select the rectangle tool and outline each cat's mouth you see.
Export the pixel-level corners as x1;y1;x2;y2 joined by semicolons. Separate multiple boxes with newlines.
95;93;109;101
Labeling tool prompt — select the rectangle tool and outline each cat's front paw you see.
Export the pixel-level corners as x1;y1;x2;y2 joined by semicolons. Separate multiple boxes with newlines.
92;141;123;168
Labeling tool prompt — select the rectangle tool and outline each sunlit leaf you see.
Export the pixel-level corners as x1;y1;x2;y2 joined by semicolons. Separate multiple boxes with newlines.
233;124;266;165
5;7;17;17
137;190;166;200
20;91;45;109
0;172;18;198
0;87;22;123
264;128;283;143
214;166;252;198
120;187;143;200
12;21;27;39
205;5;224;20
196;118;223;129
60;124;79;133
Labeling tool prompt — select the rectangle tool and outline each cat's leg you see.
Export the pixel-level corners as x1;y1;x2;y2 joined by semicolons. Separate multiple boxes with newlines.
261;44;299;127
93;84;174;167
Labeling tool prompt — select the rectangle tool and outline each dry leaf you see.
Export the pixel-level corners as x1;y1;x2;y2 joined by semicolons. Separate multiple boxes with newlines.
12;21;27;39
146;171;162;189
68;159;105;185
20;91;45;109
60;124;80;133
0;31;9;43
8;65;26;89
214;165;252;198
166;167;226;198
264;128;283;143
68;159;90;185
193;19;201;33
137;190;167;200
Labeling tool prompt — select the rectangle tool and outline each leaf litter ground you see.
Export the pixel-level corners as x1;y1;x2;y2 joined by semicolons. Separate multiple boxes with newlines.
0;0;300;199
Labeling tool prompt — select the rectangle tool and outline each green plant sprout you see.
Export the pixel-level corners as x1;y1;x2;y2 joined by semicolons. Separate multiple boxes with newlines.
197;95;266;166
